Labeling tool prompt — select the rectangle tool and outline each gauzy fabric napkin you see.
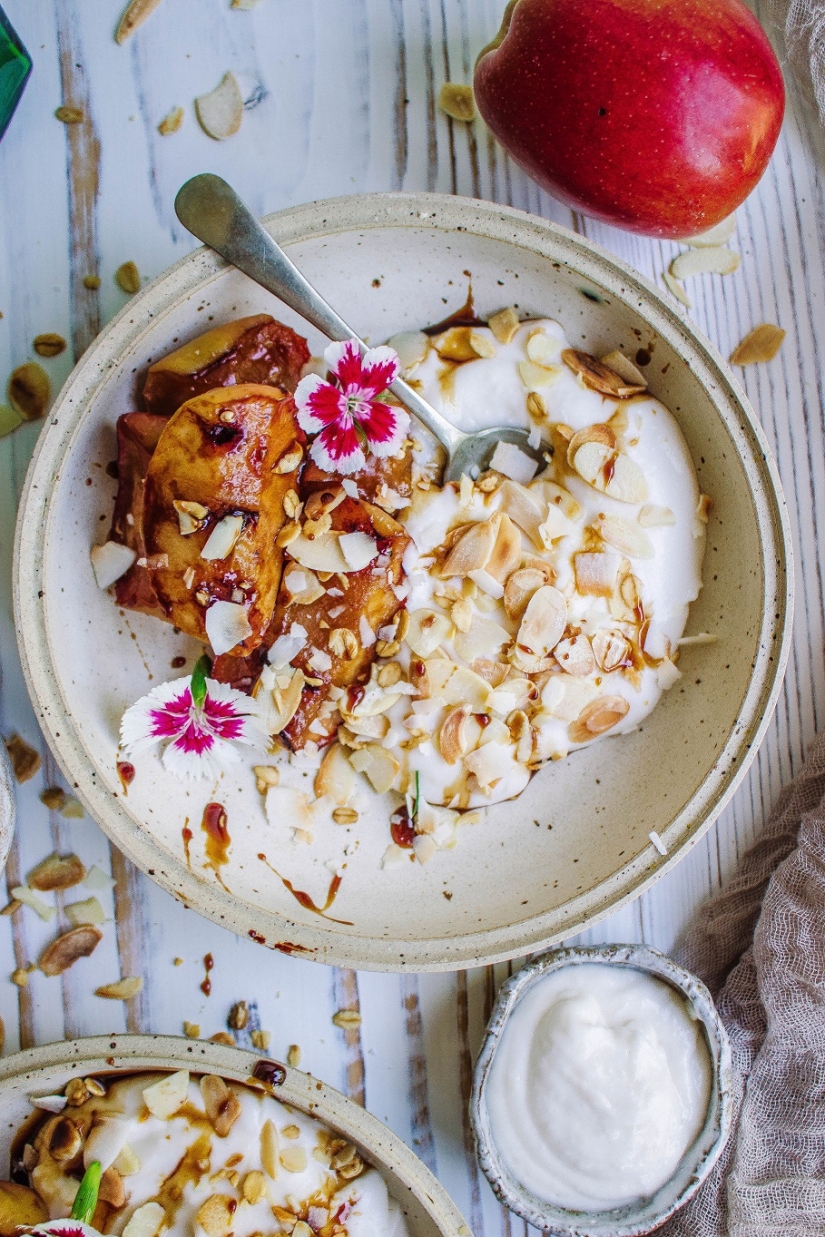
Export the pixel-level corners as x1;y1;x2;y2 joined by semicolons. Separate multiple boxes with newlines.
659;731;825;1236
770;0;825;125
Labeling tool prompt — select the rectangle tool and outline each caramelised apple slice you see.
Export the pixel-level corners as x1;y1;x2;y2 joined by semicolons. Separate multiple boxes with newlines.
110;411;168;617
143;314;310;418
0;1181;48;1235
142;384;305;654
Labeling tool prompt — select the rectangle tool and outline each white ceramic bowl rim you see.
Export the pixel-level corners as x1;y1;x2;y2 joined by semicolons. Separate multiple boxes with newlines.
0;1034;469;1237
470;944;734;1237
13;192;793;971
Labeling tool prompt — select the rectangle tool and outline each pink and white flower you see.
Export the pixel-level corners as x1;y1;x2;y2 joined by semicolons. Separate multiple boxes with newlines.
120;670;266;780
294;340;409;476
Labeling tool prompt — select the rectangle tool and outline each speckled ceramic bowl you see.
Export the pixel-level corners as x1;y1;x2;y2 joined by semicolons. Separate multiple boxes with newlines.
471;945;733;1236
14;192;792;970
0;742;15;875
0;1034;469;1237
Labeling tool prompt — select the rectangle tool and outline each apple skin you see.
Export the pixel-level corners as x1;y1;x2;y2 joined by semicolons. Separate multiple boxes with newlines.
474;0;785;238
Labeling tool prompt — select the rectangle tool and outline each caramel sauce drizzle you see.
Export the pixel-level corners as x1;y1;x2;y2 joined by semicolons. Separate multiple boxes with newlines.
257;853;353;926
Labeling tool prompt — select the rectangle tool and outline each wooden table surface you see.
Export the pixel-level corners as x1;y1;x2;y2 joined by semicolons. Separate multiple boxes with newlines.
0;2;823;1233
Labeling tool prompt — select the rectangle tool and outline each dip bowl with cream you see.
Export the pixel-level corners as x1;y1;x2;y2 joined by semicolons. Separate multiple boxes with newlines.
471;945;732;1237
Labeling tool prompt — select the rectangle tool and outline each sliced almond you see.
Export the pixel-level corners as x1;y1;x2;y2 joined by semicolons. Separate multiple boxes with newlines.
314;743;355;804
554;633;595;678
157;105;184;136
200;1074;242;1137
566;422;616;469
433;326;479;361
441;519;496;577
514;585;566;669
729;323;786;366
39;925;102;976
569;695;630;743
569;439;613;490
638;503;675;527
561;349;646;398
605;453;648;504
592;629;632;672
503;566;547;621
405;608;452;658
195;72;244;141
469;330;496;359
497;480;545;546
487;306;520;344
115;0;167;43
255;665;304;736
681;214;736;247
662;269;692;307
143;1070;189;1119
173;499;209;535
201;513;244;561
595;513;654;560
123;1203;167;1237
574;551;619;598
525;329;559;367
95;976;143;1000
280;1145;308;1174
287;531;349;573
28;852;85;892
274;443;304;474
9;362;50;420
349;745;399;794
442;665;492;711
261;1119;279;1178
599;350;647;390
518;359;560;390
387;330;429;371
439;82;475;121
486;514;522;582
670;246;740;279
196;1194;235;1237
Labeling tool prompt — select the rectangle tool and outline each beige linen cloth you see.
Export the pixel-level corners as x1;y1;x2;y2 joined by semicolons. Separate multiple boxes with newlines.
770;0;825;124
657;731;825;1236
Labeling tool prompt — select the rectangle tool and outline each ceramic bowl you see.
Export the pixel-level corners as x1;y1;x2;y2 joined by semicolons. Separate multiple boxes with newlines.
0;1033;468;1237
0;742;15;874
470;945;733;1236
14;192;792;970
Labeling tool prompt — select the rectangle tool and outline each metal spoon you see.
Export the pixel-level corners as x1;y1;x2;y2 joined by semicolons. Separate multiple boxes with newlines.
174;174;544;483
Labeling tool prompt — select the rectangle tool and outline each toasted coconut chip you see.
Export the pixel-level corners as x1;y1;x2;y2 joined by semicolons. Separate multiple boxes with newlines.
574;550;620;597
638;503;676;527
12;886;55;921
388;330;429;371
349;744;400;794
729;323;786;366
680;214;736;248
39;925;103;976
465;739;518;793
439;82;475;121
205;599;252;655
288;531;349;573
314;743;356;804
554;633;595;678
115;0;167;43
141;1070;189;1119
569;695;630;744
561;349;646;398
201;513;244;561
670;246;740;279
515;585;566;663
489;441;538;485
66;897;106;927
497;479;545;546
544;478;582;520
488;306;520;344
340;530;378;571
95;976;143;1000
9;362;50;420
566;422;616;468
28;851;86;892
486;514;523;582
661;269;692;307
442;665;492;711
595;513;654;560
195;71;244;140
517;359;560;391
592;629;633;672
599;350;647;390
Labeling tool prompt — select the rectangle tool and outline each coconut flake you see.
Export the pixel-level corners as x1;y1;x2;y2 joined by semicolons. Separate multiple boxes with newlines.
341;479;359;498
205;600;253;655
90;541;137;589
649;830;668;856
195;72;244;140
468;568;504;599
340;531;378;571
308;648;333;674
11;885;55;921
84;865;117;892
489;441;539;484
359;615;376;648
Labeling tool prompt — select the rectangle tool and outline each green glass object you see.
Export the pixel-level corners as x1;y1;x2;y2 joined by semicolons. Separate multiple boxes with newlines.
0;6;31;142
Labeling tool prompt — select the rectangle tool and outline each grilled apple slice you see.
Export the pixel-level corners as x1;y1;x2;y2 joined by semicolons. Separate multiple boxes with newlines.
110;411;168;616
142;384;304;653
143;314;310;418
0;1181;48;1235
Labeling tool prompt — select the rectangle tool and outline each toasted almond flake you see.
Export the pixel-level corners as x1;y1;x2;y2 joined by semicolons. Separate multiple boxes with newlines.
332;1008;362;1029
595;513;654;560
33;333;67;358
554;633;595;678
661;269;692;307
439;82;475;121
562;349;646;398
66;897;105;927
681;214;737;247
514;585;567;668
469;330;496;359
599;350;647;389
525;330;559;367
115;0;167;42
123;1203;167;1237
314;743;356;804
439;706;471;765
201;513;244;561
639;503;676;527
287;531;349;572
405;608;452;658
40;925;102;975
517;359;560;390
12;886;55;921
413;834;438;865
387;330;429;371
441;519;497;578
489;440;538;484
96;976;142;1000
592;629;632;672
261;1119;279;1178
273;443;303;474
649;830;668;856
677;631;718;646
115;261;141;295
670;246;740;279
488;306;520;344
114;1145;141;1176
280;1145;308;1174
569;695;630;744
143;1070;189;1119
196;1194;235;1237
55;105;84;123
183;1022;200;1039
9;362;50;420
157;105;184;135
433;326;480;361
196;71;244;140
28;852;85;891
730;323;786;366
255;665;304;735
349;744;399;794
503;566;546;621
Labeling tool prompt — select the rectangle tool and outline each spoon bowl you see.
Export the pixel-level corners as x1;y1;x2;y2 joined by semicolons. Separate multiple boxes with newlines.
174;173;546;481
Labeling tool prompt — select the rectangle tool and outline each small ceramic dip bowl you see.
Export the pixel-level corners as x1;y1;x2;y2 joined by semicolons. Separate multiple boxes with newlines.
471;944;732;1237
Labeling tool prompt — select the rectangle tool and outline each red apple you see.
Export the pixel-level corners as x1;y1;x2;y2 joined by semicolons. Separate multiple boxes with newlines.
474;0;785;238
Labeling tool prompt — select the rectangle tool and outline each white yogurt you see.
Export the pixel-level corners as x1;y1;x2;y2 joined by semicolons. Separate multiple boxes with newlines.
485;964;712;1212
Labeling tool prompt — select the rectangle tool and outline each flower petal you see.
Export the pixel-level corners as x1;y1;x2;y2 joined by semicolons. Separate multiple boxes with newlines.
294;373;348;433
308;423;366;476
360;345;401;394
323;339;365;393
162;734;240;781
120;676;193;754
358;399;410;457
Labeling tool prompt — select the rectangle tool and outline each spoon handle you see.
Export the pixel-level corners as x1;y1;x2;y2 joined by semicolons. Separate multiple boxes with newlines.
174;174;464;454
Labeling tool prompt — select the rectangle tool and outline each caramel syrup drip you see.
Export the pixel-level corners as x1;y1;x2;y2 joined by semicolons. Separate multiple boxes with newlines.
201;802;231;891
116;761;135;794
152;1129;213;1226
182;820;192;868
201;953;214;996
257;853;353;926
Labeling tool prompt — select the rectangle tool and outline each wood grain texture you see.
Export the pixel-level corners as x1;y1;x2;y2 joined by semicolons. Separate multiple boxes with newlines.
0;1;823;1233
